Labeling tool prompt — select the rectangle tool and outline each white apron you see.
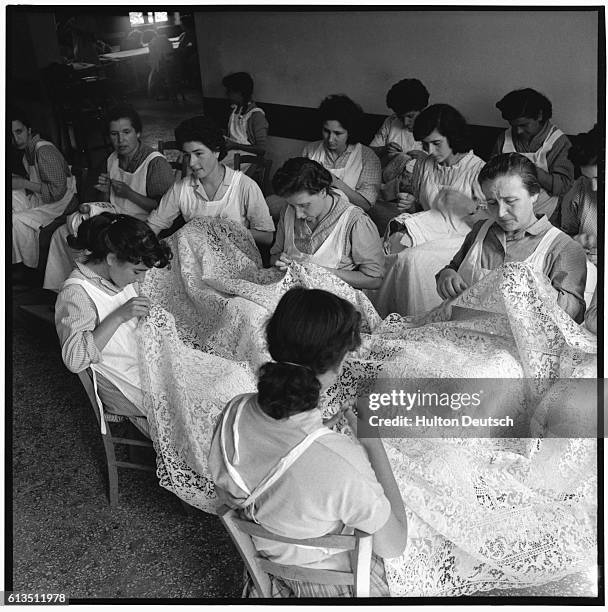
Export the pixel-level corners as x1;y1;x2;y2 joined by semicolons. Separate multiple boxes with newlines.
220;394;331;530
43;151;160;290
107;150;164;220
223;105;265;169
458;218;563;287
307;142;363;190
502;125;564;218
12;140;77;267
284;204;357;269
63;277;142;434
187;170;245;223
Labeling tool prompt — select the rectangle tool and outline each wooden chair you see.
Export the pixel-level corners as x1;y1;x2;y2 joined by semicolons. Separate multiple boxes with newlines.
77;368;154;507
157;140;187;240
218;505;373;598
233;153;273;195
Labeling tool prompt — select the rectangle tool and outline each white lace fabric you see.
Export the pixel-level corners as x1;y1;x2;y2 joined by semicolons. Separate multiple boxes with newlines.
138;218;597;596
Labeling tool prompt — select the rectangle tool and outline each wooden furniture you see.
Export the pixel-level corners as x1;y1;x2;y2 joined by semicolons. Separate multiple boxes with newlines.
233;153;272;195
77;368;154;507
218;505;373;598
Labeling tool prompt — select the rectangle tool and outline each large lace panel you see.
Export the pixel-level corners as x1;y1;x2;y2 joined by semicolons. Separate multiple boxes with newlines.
138;218;597;596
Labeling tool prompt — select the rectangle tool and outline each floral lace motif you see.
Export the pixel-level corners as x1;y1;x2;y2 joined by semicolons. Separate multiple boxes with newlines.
139;218;597;596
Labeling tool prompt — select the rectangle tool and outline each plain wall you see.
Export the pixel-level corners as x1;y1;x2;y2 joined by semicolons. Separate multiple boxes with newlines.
195;10;598;134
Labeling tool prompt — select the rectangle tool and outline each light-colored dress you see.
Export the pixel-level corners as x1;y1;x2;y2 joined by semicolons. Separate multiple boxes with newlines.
12;139;76;267
370;114;424;194
223;103;268;170
373;151;486;317
43;150;164;292
146;165;275;235
501;123;566;218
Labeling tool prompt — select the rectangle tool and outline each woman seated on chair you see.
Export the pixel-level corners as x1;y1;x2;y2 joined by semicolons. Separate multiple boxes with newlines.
11;111;76;271
55;213;172;437
146;116;275;247
491;88;573;219
373;104;486;317
270;158;384;290
436;153;587;323
222;72;269;169
268;95;381;219
43;103;175;292
209;287;407;597
369;78;430;199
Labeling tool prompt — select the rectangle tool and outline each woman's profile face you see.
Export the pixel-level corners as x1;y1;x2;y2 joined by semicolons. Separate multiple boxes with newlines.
421;129;453;165
322;120;348;152
509;114;543;142
107;255;149;288
12;120;31;150
109;118;140;158
482;173;538;233
286;189;331;222
182;140;220;180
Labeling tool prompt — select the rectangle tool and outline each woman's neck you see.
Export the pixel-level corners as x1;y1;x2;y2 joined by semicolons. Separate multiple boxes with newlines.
309;193;336;230
86;260;113;284
199;163;225;197
442;151;467;167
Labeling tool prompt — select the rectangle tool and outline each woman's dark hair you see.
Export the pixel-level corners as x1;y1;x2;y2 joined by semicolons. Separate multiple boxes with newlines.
106;103;143;133
478;153;541;196
272;157;334;197
257;288;362;420
67;213;172;268
174;115;226;160
568;124;600;167
10;110;34;131
222;72;254;100
495;88;552;123
386;78;429;115
318;94;364;144
413;104;471;153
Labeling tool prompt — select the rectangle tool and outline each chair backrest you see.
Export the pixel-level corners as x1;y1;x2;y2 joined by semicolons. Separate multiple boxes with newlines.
158;140;187;179
217;505;372;597
233;153;272;194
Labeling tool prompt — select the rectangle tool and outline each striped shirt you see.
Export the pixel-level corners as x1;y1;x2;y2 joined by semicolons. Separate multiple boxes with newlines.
301;141;381;206
55;261;144;416
24;134;71;203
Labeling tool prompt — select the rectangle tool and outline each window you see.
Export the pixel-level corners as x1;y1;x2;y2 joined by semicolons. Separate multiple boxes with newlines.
129;11;169;26
129;12;144;26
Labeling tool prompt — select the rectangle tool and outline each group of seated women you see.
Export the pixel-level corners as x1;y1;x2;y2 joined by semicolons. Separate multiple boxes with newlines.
12;74;600;598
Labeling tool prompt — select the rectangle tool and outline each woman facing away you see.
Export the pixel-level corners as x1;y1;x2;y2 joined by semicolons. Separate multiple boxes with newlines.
55;213;172;437
208;287;407;597
146;115;275;248
43;103;175;292
436;153;587;323
492;88;573;220
369;78;430;198
222;71;269;169
270;158;385;290
11;111;76;271
373;104;487;317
